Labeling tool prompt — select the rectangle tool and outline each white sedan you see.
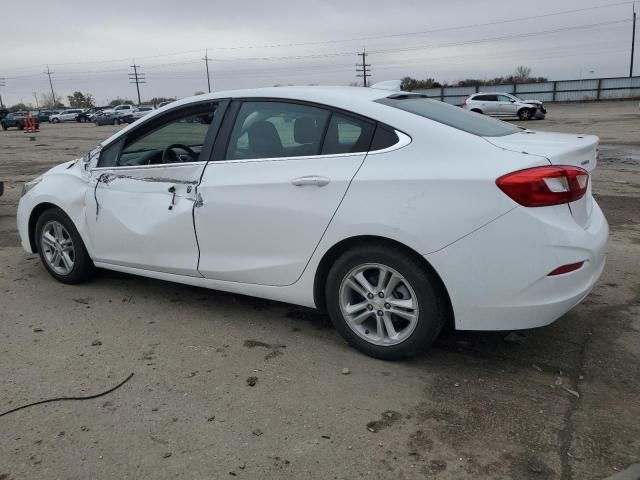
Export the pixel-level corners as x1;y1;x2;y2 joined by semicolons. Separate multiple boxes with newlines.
17;86;608;359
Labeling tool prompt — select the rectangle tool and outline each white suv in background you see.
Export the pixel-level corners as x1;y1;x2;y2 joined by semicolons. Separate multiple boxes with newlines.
463;92;546;120
101;104;135;116
49;109;84;123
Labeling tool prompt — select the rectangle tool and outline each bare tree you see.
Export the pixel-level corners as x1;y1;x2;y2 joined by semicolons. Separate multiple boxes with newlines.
40;92;63;109
514;65;532;83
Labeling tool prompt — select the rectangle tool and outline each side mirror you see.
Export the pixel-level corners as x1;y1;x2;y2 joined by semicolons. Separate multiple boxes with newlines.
510;99;516;103
82;147;101;171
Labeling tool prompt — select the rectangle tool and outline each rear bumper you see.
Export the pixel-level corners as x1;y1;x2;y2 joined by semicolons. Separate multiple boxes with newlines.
426;201;608;330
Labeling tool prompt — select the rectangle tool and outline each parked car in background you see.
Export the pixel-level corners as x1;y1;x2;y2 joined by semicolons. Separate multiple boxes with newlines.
463;92;546;120
18;86;606;359
102;104;135;115
129;106;155;120
49;109;84;123
36;110;60;122
120;106;154;123
77;107;106;123
94;111;130;126
1;112;40;130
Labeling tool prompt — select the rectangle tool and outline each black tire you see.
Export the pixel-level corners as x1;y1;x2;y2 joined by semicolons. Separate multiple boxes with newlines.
35;207;95;284
518;108;533;120
325;243;446;360
1;123;7;131
470;108;483;114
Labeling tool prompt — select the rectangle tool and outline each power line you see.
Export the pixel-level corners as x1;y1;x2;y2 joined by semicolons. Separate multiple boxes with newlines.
2;1;635;73
356;49;371;87
201;0;636;51
128;63;146;105
195;19;632;63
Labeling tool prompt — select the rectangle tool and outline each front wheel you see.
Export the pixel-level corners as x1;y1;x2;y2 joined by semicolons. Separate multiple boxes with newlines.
326;244;446;360
518;108;533;120
52;118;60;123
35;208;95;284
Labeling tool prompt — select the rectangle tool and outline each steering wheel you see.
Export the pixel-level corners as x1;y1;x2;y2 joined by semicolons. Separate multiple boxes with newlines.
162;144;197;163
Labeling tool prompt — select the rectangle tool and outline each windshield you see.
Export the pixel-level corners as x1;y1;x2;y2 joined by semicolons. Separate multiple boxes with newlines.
376;95;520;137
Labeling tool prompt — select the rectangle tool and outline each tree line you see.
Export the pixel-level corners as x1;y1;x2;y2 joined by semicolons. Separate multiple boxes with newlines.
3;66;546;112
401;66;548;91
3;91;178;112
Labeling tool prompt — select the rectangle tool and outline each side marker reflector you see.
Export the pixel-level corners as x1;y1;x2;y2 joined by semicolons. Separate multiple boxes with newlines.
548;261;585;276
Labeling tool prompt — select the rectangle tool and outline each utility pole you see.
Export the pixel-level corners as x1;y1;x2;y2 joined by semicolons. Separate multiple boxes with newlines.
0;78;5;108
356;48;371;87
202;48;212;93
45;65;56;106
631;3;637;77
128;62;146;105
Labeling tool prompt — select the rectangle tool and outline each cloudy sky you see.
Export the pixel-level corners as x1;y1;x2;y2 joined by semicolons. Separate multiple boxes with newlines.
0;0;637;106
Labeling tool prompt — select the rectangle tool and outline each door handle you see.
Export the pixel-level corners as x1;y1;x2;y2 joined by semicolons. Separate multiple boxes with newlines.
291;176;330;187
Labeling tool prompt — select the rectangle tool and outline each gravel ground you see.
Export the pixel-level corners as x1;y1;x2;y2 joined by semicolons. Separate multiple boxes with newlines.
0;101;639;480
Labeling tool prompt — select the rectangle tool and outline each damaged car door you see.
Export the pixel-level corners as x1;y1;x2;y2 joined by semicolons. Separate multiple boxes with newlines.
85;101;223;276
195;100;374;286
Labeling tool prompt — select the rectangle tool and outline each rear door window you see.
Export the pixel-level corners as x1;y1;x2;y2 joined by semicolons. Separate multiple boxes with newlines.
369;125;400;151
225;101;330;160
321;113;374;155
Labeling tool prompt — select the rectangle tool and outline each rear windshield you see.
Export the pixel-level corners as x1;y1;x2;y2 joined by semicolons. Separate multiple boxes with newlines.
376;95;520;137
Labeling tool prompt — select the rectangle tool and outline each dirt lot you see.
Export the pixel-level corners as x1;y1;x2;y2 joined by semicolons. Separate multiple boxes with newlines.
0;101;639;480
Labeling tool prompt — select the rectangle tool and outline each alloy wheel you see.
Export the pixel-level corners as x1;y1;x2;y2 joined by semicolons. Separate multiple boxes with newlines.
40;220;75;276
339;263;419;346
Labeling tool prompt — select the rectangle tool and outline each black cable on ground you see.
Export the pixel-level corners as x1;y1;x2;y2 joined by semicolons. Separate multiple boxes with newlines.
0;372;134;418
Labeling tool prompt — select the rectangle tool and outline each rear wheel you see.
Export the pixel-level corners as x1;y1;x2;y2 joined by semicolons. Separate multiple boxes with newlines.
326;244;446;360
35;208;95;284
1;123;7;131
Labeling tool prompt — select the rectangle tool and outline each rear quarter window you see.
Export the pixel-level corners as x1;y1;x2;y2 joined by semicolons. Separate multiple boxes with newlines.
376;96;520;137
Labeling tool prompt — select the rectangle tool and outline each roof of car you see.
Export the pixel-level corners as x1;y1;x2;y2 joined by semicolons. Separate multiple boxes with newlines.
163;86;392;111
98;85;439;148
472;92;514;96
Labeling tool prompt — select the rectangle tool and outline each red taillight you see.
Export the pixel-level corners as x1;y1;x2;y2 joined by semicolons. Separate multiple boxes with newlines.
463;97;469;106
496;166;589;207
548;261;584;276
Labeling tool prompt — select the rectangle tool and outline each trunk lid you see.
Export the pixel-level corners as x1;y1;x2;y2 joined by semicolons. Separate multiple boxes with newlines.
485;130;598;228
